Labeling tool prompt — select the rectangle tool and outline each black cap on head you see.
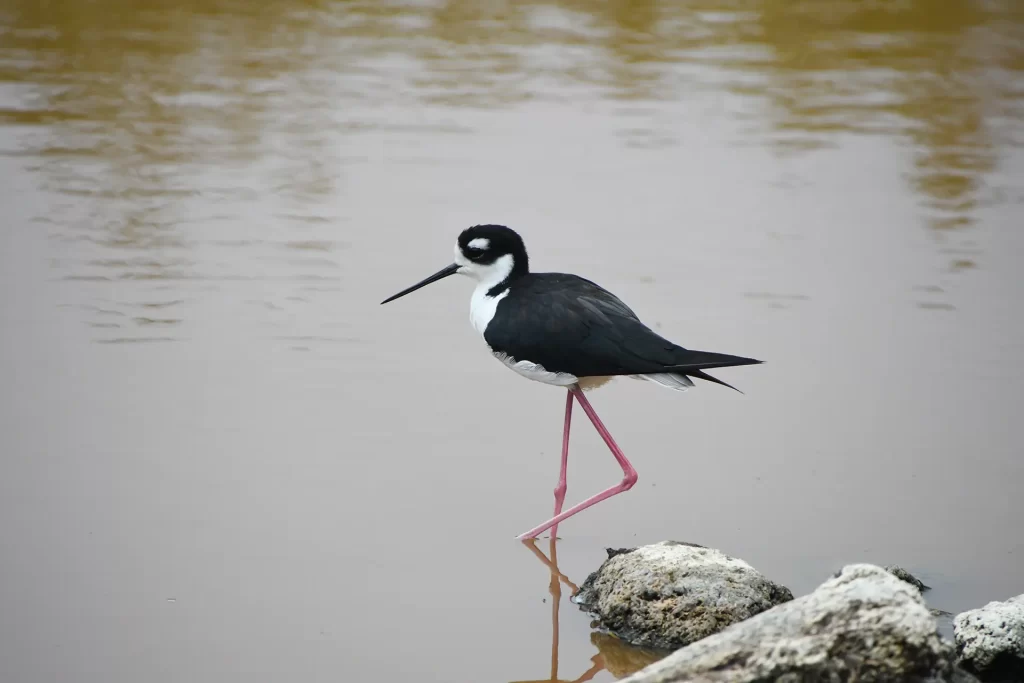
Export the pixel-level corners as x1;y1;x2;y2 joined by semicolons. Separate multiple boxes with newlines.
457;224;529;273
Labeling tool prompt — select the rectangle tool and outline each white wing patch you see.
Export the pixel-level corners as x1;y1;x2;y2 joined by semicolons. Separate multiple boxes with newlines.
492;352;579;386
636;373;694;391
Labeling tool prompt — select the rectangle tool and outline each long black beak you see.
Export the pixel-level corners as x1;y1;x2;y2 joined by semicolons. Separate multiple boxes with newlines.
380;263;460;304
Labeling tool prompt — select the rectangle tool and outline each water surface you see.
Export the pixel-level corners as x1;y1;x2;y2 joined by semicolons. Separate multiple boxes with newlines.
2;1;1023;681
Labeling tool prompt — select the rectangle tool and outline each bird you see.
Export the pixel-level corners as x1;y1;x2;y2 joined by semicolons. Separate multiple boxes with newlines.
380;224;762;539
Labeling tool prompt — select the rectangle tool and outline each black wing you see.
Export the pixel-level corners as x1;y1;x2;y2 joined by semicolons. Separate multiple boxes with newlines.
483;273;761;378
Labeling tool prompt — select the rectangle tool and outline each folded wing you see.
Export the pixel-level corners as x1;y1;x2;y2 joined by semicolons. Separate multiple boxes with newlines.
484;273;761;379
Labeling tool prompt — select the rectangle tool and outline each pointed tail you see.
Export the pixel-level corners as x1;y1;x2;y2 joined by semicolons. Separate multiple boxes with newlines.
665;349;763;373
664;349;762;394
687;369;743;393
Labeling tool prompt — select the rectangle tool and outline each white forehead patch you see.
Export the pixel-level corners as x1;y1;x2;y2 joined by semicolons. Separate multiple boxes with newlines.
468;238;490;250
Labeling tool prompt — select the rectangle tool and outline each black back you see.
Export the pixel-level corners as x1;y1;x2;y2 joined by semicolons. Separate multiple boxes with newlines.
483;273;760;377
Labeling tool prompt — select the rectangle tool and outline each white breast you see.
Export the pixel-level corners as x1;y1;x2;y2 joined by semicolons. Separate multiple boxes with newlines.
470;286;508;336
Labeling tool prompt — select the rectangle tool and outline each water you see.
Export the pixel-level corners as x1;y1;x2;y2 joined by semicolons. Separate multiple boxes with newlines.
1;1;1022;681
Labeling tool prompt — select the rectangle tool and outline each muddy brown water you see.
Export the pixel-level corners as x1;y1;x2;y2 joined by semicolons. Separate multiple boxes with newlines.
2;1;1023;681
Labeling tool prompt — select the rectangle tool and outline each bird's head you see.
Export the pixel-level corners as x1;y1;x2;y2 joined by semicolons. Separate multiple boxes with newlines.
381;224;528;304
453;224;529;283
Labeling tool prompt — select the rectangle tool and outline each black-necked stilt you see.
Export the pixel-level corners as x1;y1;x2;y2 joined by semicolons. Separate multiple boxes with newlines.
381;225;762;539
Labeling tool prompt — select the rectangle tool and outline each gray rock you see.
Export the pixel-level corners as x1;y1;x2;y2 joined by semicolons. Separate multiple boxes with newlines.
953;594;1024;681
886;564;931;592
621;564;961;683
575;541;793;650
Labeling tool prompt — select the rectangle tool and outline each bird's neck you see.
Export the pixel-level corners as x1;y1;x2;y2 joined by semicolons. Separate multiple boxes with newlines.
478;253;526;298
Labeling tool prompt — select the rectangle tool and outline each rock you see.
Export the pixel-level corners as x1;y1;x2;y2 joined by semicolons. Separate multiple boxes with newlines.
886;564;931;592
575;541;793;650
620;564;962;683
953;594;1024;681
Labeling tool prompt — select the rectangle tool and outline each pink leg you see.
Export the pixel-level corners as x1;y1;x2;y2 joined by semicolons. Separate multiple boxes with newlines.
517;385;638;540
551;389;574;535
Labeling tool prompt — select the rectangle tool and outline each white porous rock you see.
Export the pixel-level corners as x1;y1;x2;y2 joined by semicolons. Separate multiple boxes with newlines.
574;541;793;650
953;593;1024;681
621;563;964;683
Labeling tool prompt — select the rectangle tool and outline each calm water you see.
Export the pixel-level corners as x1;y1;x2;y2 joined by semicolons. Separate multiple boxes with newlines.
1;1;1023;681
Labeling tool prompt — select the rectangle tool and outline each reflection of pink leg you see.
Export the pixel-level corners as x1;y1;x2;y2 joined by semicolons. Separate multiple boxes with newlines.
517;385;638;540
552;390;574;530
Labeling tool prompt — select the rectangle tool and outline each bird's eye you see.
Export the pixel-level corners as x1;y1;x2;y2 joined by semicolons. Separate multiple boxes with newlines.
465;247;484;260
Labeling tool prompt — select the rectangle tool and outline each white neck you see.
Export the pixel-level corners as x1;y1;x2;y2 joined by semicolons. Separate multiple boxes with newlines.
467;253;514;336
472;253;514;293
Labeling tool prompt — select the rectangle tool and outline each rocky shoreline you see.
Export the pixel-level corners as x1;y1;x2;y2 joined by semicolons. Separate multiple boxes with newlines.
573;541;1023;683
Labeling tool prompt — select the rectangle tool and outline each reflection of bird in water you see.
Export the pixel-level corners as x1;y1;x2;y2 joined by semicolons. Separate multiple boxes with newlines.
381;225;761;538
512;539;665;683
512;538;604;683
588;633;664;681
